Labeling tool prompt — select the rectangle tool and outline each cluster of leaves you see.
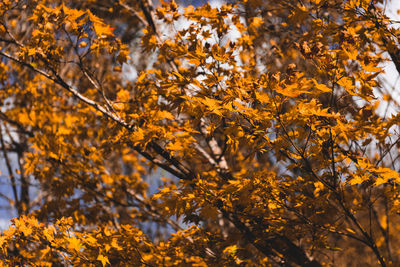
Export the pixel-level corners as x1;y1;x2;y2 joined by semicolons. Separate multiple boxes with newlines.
1;0;400;266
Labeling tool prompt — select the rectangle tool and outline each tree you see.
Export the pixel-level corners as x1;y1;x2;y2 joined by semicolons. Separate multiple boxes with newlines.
0;0;400;265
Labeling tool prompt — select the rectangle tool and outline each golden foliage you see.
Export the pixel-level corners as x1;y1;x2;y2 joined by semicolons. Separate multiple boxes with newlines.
0;0;399;266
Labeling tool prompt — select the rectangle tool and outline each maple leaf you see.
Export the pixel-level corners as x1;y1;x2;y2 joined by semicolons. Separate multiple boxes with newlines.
97;254;110;267
68;237;82;251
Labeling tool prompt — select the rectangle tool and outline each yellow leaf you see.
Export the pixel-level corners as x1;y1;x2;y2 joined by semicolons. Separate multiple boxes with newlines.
97;254;110;267
314;83;331;93
132;128;145;145
344;47;358;60
79;41;87;48
348;175;363;185
223;245;238;255
91;19;114;38
20;224;33;237
251;17;263;28
276;83;309;98
68;237;82;251
117;89;130;102
362;63;382;73
40;246;51;259
337;77;355;95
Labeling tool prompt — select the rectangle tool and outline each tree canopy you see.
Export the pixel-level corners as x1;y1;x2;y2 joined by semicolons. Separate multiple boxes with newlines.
0;0;400;265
